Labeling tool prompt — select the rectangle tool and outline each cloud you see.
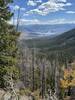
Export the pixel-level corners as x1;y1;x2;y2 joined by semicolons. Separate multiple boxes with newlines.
14;5;20;10
57;0;67;2
23;13;29;16
9;5;20;10
65;3;72;6
8;18;40;25
27;0;72;15
46;19;75;24
9;5;25;11
26;9;49;16
27;0;42;6
20;7;26;11
27;0;37;6
8;18;75;25
36;0;42;3
66;11;75;14
19;19;40;25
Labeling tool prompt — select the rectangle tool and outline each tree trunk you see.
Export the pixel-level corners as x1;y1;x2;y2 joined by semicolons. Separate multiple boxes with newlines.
55;53;60;100
32;47;35;92
41;59;46;99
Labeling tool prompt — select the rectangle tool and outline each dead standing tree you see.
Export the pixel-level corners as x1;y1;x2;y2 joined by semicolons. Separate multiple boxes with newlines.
55;52;61;100
21;47;28;88
16;7;20;32
41;58;46;99
32;46;36;92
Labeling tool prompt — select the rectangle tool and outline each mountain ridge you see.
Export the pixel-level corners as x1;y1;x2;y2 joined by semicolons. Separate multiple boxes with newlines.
20;28;75;51
19;24;75;39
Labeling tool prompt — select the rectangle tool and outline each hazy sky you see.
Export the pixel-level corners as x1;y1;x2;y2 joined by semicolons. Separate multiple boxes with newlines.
9;0;75;25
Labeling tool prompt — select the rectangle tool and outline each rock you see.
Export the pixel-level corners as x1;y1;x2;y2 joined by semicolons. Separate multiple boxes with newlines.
20;96;29;100
0;89;5;100
3;92;11;100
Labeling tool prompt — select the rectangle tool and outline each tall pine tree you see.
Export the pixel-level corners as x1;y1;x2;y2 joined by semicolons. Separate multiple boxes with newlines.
0;0;20;88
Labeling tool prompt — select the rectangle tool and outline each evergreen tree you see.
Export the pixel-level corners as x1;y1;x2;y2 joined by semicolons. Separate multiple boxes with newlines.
0;0;20;88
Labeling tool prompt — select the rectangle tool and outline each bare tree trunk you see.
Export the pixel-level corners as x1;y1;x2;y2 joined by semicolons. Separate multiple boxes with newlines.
41;59;46;99
55;52;60;100
32;47;35;92
21;48;27;88
16;7;20;31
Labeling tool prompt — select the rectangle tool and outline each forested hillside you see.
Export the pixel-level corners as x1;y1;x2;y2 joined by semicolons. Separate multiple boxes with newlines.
18;28;75;100
0;0;75;100
20;28;75;50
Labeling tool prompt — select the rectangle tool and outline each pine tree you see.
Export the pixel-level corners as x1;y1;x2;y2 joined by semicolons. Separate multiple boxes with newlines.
0;0;20;89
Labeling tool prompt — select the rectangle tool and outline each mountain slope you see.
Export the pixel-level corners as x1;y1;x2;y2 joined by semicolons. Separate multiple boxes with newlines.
45;28;75;50
20;28;75;51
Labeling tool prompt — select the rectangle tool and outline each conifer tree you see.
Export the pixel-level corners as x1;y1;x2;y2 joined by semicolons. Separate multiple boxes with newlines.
0;0;20;89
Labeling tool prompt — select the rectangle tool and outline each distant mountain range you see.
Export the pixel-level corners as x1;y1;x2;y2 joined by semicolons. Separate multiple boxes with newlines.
20;28;75;53
19;24;75;39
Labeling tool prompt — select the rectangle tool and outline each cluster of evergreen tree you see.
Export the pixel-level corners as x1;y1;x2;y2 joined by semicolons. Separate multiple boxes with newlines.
0;0;20;88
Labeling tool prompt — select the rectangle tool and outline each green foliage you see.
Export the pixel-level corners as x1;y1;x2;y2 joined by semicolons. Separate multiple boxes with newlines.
19;88;31;96
46;68;55;91
19;88;40;100
0;0;20;88
0;0;13;21
34;67;41;90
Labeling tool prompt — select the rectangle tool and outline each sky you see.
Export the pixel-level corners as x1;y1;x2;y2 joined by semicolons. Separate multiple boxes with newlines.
9;0;75;25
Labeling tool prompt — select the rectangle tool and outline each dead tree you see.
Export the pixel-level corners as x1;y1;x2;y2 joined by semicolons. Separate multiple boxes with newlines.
55;52;60;100
16;7;20;31
20;47;28;88
41;59;46;99
32;47;36;92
